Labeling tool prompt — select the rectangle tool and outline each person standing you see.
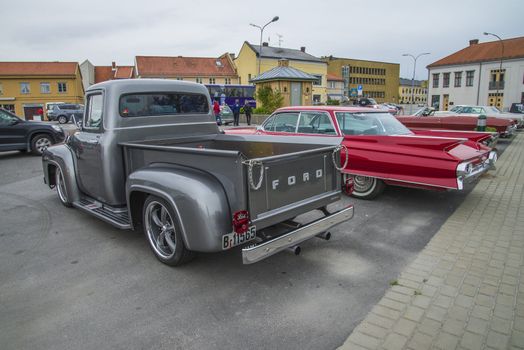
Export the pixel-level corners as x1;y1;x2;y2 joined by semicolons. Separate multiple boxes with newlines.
231;99;241;126
213;100;222;125
243;101;252;126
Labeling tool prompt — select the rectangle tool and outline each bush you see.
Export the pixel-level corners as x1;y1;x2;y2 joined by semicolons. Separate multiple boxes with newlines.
255;86;283;114
326;99;340;105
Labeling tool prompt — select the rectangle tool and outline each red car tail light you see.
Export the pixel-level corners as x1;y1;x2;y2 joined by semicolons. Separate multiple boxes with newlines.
233;210;250;234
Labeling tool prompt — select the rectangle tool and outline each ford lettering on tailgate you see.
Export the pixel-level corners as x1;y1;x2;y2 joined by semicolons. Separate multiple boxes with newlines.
248;152;334;216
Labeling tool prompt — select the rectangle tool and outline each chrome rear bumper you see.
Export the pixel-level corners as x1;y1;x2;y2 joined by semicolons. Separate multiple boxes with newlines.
242;205;354;264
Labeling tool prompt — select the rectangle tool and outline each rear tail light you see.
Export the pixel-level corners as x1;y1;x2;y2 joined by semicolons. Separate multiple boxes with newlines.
233;210;250;234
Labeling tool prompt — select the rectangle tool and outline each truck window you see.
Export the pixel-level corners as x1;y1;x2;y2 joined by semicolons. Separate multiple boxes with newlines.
85;94;103;129
120;93;209;117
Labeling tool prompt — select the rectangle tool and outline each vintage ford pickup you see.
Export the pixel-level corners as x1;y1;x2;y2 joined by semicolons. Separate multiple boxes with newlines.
42;80;353;265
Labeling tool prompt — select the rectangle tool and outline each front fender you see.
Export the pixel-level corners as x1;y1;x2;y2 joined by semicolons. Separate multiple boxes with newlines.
127;166;232;252
42;144;81;203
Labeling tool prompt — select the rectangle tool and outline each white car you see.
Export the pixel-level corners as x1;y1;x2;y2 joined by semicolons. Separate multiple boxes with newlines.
436;105;523;127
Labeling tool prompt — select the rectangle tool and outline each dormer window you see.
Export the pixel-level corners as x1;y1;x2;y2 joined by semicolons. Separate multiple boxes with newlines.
215;60;223;67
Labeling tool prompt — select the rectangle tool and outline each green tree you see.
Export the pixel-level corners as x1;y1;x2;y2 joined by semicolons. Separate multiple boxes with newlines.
255;86;284;114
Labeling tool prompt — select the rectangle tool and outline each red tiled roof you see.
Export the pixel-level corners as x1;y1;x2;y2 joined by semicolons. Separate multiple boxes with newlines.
0;62;78;76
136;55;236;77
327;73;344;82
428;36;524;68
94;65;134;83
94;66;113;83
114;66;134;79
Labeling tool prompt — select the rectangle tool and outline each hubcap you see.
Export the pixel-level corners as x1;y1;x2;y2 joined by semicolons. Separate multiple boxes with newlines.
145;201;176;259
36;138;51;153
353;175;375;193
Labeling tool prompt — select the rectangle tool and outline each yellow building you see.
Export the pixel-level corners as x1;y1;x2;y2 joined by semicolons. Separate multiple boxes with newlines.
0;62;84;120
399;78;428;105
323;56;400;103
234;41;328;103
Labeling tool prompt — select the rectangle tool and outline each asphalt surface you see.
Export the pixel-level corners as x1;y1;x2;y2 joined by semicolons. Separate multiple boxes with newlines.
0;137;511;350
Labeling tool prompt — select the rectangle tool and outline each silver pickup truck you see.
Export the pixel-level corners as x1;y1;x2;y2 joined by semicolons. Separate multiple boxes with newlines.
42;79;353;266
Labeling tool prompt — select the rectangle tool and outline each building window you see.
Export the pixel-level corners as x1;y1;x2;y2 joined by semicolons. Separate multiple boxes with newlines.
454;72;462;87
40;82;51;94
57;82;67;93
195;77;203;84
313;75;322;86
431;95;440;109
20;82;30;94
225;78;231;85
432;74;439;88
0;83;3;95
209;78;216;84
443;73;450;88
328;81;336;89
176;77;183;81
466;71;474;87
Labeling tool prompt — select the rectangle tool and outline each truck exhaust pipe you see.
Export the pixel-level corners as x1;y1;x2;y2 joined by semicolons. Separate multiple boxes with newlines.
286;245;301;255
316;231;331;241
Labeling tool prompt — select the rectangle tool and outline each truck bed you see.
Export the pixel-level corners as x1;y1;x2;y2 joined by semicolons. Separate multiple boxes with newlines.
121;133;343;230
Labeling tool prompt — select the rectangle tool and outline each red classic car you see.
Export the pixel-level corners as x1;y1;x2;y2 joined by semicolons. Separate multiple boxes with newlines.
397;107;516;137
226;106;497;199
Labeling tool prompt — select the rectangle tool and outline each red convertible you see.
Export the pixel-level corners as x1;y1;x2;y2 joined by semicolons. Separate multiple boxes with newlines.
226;106;497;199
396;107;516;137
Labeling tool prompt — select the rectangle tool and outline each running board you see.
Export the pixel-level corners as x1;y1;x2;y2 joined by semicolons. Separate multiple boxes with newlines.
73;197;131;229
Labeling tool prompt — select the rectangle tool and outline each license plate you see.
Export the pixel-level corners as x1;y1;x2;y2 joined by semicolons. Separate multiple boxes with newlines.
222;226;256;250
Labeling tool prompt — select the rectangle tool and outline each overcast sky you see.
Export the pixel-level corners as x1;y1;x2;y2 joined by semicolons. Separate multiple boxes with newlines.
3;0;523;80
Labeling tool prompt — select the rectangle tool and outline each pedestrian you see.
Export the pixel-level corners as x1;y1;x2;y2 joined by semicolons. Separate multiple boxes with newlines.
243;101;252;126
213;100;222;125
231;99;241;126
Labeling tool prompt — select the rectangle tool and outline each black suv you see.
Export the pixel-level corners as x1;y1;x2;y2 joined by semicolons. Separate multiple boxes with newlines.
47;103;84;124
0;108;66;155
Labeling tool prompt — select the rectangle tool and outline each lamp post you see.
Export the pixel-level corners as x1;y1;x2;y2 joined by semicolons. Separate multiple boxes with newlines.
483;32;504;108
250;16;279;76
402;52;430;114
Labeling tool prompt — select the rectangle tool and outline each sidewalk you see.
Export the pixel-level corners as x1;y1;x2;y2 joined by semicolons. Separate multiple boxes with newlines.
340;132;524;350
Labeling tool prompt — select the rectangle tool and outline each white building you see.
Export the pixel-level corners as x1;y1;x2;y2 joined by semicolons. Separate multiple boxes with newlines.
427;37;524;111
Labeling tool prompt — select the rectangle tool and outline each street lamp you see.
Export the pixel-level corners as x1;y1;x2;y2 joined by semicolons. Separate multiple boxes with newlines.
483;32;505;108
403;52;430;114
250;16;279;76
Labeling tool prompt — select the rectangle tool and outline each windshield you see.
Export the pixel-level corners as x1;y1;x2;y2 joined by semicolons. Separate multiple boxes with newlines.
484;106;501;114
335;112;412;136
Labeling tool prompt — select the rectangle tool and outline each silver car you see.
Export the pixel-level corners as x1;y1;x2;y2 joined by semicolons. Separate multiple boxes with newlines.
47;103;84;124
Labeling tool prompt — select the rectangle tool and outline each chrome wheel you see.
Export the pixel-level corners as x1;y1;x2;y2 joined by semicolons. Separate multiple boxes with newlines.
58;115;68;124
353;175;376;194
56;168;67;203
144;200;177;259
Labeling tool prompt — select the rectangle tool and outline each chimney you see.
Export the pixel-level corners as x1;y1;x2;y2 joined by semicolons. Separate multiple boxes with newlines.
229;53;235;60
278;59;289;67
469;39;479;46
262;42;269;47
111;61;116;71
300;46;306;52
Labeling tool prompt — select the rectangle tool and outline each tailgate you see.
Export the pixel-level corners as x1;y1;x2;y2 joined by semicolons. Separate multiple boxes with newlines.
247;146;341;227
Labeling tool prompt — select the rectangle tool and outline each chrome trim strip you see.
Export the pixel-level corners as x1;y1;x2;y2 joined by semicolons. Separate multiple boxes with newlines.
242;205;354;264
341;171;457;190
112;121;217;130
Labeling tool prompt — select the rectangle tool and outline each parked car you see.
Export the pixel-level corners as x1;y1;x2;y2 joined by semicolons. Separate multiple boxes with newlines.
397;107;516;137
226;106;497;200
42;79;353;266
219;104;235;125
510;103;523;114
47;103;84;124
0;108;65;155
437;105;523;128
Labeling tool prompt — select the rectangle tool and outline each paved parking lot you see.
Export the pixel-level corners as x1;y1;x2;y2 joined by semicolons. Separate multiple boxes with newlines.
0;139;511;350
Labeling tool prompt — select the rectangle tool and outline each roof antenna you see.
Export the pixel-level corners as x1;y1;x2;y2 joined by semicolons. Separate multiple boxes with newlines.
276;33;284;47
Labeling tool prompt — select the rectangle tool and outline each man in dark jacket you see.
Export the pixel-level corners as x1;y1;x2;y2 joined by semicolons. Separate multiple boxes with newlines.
243;101;252;125
231;99;241;126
